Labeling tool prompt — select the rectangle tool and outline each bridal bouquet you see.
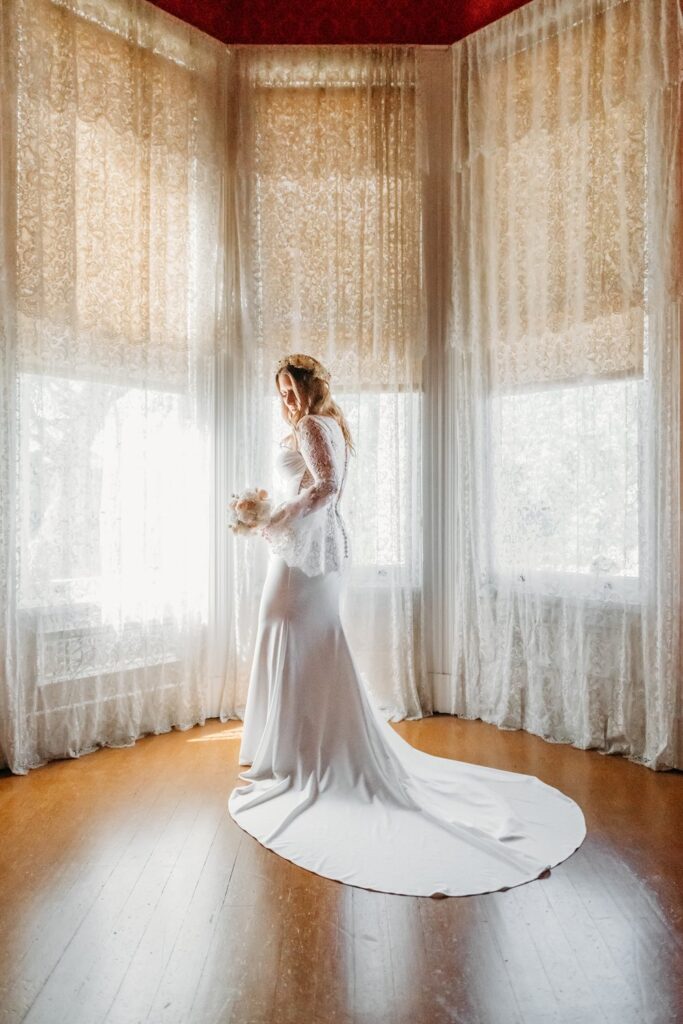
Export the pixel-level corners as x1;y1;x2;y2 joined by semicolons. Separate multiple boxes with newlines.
228;488;272;535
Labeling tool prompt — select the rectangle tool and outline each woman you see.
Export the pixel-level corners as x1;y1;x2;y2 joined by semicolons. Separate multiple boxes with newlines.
228;353;586;897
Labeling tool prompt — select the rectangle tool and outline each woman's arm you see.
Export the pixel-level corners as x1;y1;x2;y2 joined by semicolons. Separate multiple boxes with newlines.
263;415;340;535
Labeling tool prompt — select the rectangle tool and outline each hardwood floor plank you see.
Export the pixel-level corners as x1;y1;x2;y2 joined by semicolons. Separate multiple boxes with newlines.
561;843;682;1023
538;851;650;1023
346;888;396;1023
505;879;608;1023
478;889;564;1023
142;817;243;1024
417;894;522;1024
100;803;229;1024
271;871;350;1024
189;874;283;1023
384;896;433;1024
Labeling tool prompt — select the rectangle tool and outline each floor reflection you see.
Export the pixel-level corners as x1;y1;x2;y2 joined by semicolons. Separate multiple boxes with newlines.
186;724;244;742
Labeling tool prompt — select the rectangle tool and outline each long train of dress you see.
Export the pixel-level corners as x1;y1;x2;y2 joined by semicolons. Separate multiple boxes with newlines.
228;550;586;898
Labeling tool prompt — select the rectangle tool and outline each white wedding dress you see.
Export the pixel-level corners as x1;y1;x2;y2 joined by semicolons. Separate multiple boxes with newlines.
228;413;586;897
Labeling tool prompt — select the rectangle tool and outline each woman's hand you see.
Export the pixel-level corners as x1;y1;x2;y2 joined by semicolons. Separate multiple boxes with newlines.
266;504;289;529
258;503;289;542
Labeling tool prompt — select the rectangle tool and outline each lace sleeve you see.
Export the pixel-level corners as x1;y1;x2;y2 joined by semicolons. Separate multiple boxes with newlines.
264;415;339;536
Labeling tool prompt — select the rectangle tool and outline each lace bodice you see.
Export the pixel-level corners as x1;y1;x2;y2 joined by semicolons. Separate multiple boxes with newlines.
262;414;351;577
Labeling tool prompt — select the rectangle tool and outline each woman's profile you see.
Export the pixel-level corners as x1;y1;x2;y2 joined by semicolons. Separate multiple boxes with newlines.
228;353;586;897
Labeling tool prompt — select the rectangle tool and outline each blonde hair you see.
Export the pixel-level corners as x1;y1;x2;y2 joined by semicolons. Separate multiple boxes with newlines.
275;360;355;455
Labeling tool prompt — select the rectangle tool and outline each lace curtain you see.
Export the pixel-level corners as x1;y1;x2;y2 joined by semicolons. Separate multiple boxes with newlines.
2;0;680;774
213;46;431;723
434;0;682;769
0;0;229;772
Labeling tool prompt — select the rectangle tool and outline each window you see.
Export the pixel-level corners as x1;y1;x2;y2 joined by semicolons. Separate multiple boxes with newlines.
18;372;209;685
479;2;647;602
12;2;222;690
246;49;424;588
490;377;641;598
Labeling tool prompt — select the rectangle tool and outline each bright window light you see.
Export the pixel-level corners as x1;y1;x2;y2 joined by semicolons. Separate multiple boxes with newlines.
491;377;640;581
19;373;209;625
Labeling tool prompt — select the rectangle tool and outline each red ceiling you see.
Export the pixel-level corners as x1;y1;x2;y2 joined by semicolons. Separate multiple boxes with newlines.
148;0;532;46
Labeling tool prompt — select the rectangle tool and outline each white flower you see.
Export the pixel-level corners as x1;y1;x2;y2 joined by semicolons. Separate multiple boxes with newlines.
228;487;272;536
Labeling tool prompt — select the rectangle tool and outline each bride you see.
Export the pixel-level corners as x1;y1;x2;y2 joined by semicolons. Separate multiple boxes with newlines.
228;353;586;897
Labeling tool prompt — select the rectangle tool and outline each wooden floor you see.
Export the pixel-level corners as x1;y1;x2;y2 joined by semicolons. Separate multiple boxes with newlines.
0;717;681;1024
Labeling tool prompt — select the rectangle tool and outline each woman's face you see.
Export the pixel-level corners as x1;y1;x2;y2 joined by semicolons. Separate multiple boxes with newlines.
277;371;300;421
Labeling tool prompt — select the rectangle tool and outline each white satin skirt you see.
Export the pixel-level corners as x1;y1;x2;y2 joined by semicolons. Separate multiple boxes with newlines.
228;553;586;897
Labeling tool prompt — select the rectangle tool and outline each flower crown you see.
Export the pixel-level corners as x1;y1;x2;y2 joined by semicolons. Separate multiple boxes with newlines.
275;353;331;384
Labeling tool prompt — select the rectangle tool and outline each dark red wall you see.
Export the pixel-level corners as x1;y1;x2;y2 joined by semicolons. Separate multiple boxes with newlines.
148;0;532;46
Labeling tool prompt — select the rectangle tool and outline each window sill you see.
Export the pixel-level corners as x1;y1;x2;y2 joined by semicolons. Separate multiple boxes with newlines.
486;569;641;608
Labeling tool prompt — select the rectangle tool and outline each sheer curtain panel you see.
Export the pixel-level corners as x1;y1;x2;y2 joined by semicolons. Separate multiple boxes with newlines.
0;0;229;773
213;47;431;723
440;0;682;769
